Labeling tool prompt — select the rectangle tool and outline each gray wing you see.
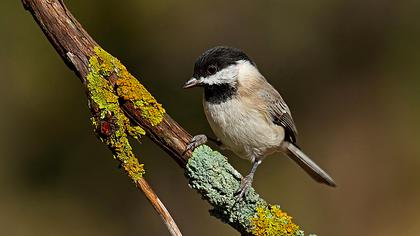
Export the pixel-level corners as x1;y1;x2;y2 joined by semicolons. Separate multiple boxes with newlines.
258;83;298;144
256;80;336;187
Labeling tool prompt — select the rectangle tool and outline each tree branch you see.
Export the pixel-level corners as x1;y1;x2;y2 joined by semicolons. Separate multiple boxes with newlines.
137;178;181;236
22;0;308;235
22;1;181;235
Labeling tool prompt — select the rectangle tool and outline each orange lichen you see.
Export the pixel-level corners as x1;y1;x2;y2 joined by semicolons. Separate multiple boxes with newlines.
251;205;303;236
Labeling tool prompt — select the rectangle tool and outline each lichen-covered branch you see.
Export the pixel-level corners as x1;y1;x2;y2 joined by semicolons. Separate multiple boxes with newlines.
187;146;303;236
86;46;165;180
83;44;181;236
22;0;311;235
22;1;180;235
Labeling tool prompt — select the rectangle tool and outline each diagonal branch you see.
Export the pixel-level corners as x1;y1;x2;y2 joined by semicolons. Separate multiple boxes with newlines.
22;1;181;235
22;0;308;235
137;178;181;236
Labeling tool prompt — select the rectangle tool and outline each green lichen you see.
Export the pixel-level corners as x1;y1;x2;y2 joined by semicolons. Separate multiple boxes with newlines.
85;46;165;181
185;145;308;235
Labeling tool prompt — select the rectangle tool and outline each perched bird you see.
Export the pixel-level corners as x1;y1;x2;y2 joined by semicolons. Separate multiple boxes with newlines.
184;46;336;198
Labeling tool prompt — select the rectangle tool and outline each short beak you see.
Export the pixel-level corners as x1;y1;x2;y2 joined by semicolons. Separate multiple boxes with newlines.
183;77;201;89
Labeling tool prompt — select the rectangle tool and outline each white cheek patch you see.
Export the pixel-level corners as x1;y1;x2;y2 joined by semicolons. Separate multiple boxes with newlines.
200;60;257;86
200;63;239;85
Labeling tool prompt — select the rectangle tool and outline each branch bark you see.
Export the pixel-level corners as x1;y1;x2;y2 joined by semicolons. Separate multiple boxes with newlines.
21;1;182;235
22;0;306;235
137;178;181;236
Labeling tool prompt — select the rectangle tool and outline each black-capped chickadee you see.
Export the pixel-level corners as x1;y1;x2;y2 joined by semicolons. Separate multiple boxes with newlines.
184;46;336;198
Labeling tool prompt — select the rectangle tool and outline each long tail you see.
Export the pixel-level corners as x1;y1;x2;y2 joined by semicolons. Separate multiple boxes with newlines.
281;141;336;187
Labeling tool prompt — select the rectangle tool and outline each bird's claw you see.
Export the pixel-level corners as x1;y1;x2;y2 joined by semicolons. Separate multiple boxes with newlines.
235;174;253;200
184;134;208;154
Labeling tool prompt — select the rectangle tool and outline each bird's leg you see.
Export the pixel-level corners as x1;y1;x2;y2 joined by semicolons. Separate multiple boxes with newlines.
236;159;262;199
184;134;208;154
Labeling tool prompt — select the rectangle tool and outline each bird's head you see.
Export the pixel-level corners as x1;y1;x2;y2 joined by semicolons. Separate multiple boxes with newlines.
183;46;256;89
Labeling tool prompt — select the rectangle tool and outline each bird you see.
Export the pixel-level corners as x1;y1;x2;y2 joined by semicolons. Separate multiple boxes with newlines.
183;46;336;198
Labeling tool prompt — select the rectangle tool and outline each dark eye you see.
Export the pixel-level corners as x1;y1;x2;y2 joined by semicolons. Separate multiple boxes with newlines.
207;65;217;75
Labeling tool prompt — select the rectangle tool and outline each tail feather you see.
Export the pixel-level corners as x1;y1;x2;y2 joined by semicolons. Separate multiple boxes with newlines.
281;141;336;187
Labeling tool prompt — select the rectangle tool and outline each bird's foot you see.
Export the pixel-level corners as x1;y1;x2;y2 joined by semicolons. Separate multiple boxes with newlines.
235;174;254;200
184;134;208;154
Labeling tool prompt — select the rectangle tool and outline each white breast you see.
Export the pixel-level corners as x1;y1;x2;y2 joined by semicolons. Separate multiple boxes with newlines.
203;97;284;162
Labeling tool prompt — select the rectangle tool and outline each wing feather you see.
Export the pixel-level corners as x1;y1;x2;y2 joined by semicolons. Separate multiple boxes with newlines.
256;81;299;144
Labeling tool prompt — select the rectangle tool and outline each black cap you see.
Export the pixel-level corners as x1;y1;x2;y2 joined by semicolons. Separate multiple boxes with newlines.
193;46;254;79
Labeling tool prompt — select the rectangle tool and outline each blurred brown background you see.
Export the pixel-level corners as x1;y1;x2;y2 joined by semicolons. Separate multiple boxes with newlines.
1;0;420;235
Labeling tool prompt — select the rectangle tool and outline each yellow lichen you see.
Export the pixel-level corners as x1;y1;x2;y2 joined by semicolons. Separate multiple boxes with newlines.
85;46;164;181
93;47;165;126
127;125;146;141
251;205;302;236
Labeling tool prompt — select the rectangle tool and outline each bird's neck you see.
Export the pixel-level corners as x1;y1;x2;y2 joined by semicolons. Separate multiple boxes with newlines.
204;83;237;104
